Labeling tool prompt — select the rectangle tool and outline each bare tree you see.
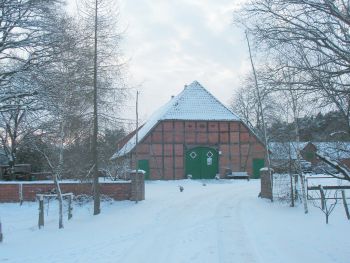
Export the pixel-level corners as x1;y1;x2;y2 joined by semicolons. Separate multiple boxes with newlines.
237;0;350;135
312;186;338;224
0;88;41;169
315;152;350;182
77;0;125;215
0;1;65;172
246;32;273;201
231;77;262;131
32;15;97;228
0;0;61;103
231;70;279;136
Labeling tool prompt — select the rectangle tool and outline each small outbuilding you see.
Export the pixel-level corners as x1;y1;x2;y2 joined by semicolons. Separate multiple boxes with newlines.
301;141;350;168
111;81;266;179
269;141;350;173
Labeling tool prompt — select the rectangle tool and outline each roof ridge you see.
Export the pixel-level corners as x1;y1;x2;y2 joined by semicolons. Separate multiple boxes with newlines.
161;80;239;120
192;81;238;117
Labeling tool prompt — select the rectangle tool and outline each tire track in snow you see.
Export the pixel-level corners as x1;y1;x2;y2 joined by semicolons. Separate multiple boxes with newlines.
119;188;221;263
119;182;259;263
215;185;259;263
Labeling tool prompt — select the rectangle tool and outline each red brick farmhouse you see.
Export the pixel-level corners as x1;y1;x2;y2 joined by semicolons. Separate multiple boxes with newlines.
111;81;267;179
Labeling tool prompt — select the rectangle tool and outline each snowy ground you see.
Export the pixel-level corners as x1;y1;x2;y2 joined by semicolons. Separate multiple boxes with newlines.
1;179;349;263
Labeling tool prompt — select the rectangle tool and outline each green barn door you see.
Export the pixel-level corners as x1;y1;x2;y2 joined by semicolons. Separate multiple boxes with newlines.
185;147;218;179
252;158;265;179
138;159;150;180
185;147;201;179
201;148;218;179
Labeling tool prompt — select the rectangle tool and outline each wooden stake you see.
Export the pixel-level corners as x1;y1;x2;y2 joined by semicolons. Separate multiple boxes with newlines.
68;194;73;220
341;190;350;220
319;185;325;211
38;196;44;229
0;220;3;243
19;183;23;206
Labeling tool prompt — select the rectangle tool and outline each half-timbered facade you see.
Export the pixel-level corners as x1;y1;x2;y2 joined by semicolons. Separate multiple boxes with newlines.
111;81;266;179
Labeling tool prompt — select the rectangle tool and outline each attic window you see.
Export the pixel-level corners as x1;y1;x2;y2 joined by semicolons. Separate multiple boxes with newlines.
188;124;193;128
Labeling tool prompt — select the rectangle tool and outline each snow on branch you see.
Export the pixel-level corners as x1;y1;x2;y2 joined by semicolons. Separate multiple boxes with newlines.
315;152;350;182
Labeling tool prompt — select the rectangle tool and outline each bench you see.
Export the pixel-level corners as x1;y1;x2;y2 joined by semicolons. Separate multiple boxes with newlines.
226;172;250;181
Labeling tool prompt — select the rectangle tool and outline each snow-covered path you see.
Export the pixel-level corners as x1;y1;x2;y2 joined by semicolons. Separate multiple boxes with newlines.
118;182;257;263
1;180;349;263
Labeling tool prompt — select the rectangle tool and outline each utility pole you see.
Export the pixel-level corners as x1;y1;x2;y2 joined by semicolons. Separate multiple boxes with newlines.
135;90;139;204
135;90;139;172
245;31;273;202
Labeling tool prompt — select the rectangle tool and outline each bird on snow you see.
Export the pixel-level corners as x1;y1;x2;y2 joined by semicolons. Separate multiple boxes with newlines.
179;185;184;192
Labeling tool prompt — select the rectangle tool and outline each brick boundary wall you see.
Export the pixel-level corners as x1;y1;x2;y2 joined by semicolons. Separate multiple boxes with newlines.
260;168;273;200
0;172;145;203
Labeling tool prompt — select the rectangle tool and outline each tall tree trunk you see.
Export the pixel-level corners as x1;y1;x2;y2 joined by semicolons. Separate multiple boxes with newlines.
53;171;64;228
288;143;295;207
290;90;308;214
246;31;273;201
92;0;100;215
55;121;65;229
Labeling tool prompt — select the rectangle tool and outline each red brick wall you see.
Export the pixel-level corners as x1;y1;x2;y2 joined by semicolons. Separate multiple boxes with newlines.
129;120;266;179
0;184;19;202
0;182;131;202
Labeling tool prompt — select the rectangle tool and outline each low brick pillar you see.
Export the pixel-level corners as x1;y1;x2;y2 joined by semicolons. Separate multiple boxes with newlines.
260;168;273;200
130;170;145;201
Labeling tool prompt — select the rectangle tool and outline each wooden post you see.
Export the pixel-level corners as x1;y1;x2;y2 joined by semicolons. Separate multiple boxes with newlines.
319;185;326;211
0;220;3;243
341;190;350;220
38;195;44;229
68;194;73;220
290;173;294;207
19;183;23;206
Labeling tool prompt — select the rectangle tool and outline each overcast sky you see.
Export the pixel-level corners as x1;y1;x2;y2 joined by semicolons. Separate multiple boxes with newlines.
68;0;250;125
117;0;250;123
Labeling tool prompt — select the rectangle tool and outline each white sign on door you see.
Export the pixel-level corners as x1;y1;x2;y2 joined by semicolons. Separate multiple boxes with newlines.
207;157;212;165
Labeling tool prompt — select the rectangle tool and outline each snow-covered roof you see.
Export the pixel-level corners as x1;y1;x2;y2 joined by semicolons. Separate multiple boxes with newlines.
269;141;350;161
269;142;308;160
161;81;240;121
111;81;240;159
313;142;350;160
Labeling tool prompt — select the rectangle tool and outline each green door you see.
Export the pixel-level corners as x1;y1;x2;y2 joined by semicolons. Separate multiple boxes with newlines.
138;159;150;180
252;158;265;179
185;147;218;179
